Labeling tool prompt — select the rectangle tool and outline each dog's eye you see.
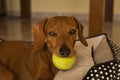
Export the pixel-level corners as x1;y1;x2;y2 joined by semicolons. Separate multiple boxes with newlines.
69;29;76;35
49;32;57;37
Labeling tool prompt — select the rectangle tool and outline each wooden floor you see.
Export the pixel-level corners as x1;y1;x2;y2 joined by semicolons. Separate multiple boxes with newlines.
0;17;120;46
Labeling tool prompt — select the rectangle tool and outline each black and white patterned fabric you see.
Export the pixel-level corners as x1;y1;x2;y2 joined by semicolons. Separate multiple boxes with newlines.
82;34;120;80
109;39;120;62
83;60;120;80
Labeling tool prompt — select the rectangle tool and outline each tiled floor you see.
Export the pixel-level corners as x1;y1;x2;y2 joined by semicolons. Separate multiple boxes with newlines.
0;17;120;46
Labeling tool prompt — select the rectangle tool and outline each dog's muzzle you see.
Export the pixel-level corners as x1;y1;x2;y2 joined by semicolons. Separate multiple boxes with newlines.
59;45;71;57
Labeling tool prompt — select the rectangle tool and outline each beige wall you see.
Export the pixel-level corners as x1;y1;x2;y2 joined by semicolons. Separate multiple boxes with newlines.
31;0;89;13
6;0;20;12
114;0;120;14
6;0;120;15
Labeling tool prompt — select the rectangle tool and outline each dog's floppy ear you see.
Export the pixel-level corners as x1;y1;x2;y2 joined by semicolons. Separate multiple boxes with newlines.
32;19;47;50
72;17;88;46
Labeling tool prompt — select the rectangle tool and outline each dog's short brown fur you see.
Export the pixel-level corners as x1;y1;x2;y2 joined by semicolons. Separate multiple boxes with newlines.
0;16;87;80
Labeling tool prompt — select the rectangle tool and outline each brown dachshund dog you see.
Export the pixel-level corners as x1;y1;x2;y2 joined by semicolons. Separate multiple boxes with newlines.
0;16;87;80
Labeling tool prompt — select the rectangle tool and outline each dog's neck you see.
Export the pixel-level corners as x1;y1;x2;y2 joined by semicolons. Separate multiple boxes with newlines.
31;43;58;80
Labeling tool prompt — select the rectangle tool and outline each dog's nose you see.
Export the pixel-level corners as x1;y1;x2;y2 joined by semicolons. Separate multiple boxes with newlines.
59;45;71;57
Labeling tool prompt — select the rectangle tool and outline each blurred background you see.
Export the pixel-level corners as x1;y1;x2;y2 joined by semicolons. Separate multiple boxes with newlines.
0;0;120;46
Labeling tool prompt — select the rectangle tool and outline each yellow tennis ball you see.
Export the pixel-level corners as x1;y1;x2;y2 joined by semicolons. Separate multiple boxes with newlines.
52;54;76;70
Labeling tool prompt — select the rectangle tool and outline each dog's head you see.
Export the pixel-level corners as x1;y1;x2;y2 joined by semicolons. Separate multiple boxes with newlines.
32;16;88;57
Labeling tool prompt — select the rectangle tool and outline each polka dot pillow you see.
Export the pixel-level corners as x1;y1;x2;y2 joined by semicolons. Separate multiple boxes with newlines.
83;60;120;80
